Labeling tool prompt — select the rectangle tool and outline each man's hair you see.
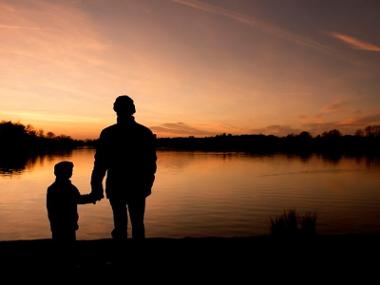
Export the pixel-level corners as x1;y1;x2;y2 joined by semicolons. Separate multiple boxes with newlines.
113;95;136;116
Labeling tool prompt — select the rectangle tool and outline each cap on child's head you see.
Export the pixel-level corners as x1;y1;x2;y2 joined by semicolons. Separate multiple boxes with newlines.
54;161;74;178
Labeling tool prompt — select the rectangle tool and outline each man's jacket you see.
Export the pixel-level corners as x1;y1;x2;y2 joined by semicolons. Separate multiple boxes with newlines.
91;117;157;200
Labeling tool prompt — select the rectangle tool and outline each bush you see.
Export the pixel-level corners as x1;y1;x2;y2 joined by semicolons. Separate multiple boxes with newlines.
270;209;317;238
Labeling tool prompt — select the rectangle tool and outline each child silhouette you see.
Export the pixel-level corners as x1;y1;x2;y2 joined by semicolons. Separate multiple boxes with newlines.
47;161;95;241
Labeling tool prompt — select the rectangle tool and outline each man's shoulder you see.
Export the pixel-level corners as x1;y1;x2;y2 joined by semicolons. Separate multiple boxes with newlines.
100;124;118;136
134;122;154;137
99;122;154;138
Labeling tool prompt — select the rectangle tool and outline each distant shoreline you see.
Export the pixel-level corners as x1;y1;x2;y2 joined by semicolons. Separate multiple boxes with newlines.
1;121;380;156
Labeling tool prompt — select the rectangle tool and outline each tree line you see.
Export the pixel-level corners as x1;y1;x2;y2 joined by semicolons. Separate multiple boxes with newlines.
156;126;380;156
1;121;380;157
0;121;85;154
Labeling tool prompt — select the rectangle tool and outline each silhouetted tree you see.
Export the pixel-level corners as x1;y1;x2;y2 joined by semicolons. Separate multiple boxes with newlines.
355;129;364;137
322;129;342;138
298;131;313;140
365;125;380;138
0;121;81;152
47;132;55;139
0;121;84;175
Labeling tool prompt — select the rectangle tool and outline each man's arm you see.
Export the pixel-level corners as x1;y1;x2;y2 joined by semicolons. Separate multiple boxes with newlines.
90;131;108;200
143;131;157;196
148;132;157;177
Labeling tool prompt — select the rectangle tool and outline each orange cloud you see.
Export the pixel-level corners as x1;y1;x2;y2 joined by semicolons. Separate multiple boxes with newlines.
0;24;43;30
329;32;380;52
0;1;109;68
0;0;116;138
0;110;102;124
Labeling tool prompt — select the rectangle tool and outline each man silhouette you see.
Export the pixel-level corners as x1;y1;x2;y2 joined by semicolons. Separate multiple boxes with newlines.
91;96;157;240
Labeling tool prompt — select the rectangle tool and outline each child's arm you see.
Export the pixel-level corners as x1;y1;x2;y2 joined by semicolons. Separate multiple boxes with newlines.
78;194;96;204
73;185;96;204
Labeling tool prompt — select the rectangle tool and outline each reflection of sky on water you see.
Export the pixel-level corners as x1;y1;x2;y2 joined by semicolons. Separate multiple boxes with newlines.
2;148;380;177
1;149;380;240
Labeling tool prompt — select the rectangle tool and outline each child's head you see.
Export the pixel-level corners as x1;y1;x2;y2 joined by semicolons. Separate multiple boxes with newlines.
54;161;73;180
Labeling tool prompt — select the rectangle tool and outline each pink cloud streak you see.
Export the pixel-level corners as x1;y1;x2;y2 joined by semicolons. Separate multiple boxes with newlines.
330;32;380;52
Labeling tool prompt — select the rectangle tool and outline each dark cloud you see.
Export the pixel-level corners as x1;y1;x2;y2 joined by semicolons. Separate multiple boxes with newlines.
303;113;380;134
312;100;348;119
351;113;380;125
151;122;214;137
303;122;346;135
322;100;347;113
250;125;301;136
172;0;334;55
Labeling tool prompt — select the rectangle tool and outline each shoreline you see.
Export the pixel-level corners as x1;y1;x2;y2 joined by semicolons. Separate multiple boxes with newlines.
1;236;379;279
2;235;380;266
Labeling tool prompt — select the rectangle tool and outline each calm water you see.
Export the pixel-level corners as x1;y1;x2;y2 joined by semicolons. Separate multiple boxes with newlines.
1;149;380;240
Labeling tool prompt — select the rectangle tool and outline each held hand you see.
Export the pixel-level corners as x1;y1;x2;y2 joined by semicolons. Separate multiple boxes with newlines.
89;192;104;204
90;182;104;202
94;192;104;201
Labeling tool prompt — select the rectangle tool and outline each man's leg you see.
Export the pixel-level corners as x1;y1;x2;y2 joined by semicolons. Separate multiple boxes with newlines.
128;198;146;240
52;229;76;242
110;198;128;240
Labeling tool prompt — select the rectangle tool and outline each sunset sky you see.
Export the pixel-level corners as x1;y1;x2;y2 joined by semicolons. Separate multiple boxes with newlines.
1;0;379;139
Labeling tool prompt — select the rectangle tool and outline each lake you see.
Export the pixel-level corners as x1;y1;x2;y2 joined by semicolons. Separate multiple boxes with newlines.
1;149;380;240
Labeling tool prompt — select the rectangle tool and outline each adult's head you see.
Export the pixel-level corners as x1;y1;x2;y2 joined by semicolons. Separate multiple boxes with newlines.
113;95;136;117
54;161;73;180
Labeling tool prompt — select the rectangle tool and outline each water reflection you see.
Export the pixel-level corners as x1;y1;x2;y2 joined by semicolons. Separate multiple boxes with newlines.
1;149;380;176
1;149;380;240
0;150;74;176
0;154;31;175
